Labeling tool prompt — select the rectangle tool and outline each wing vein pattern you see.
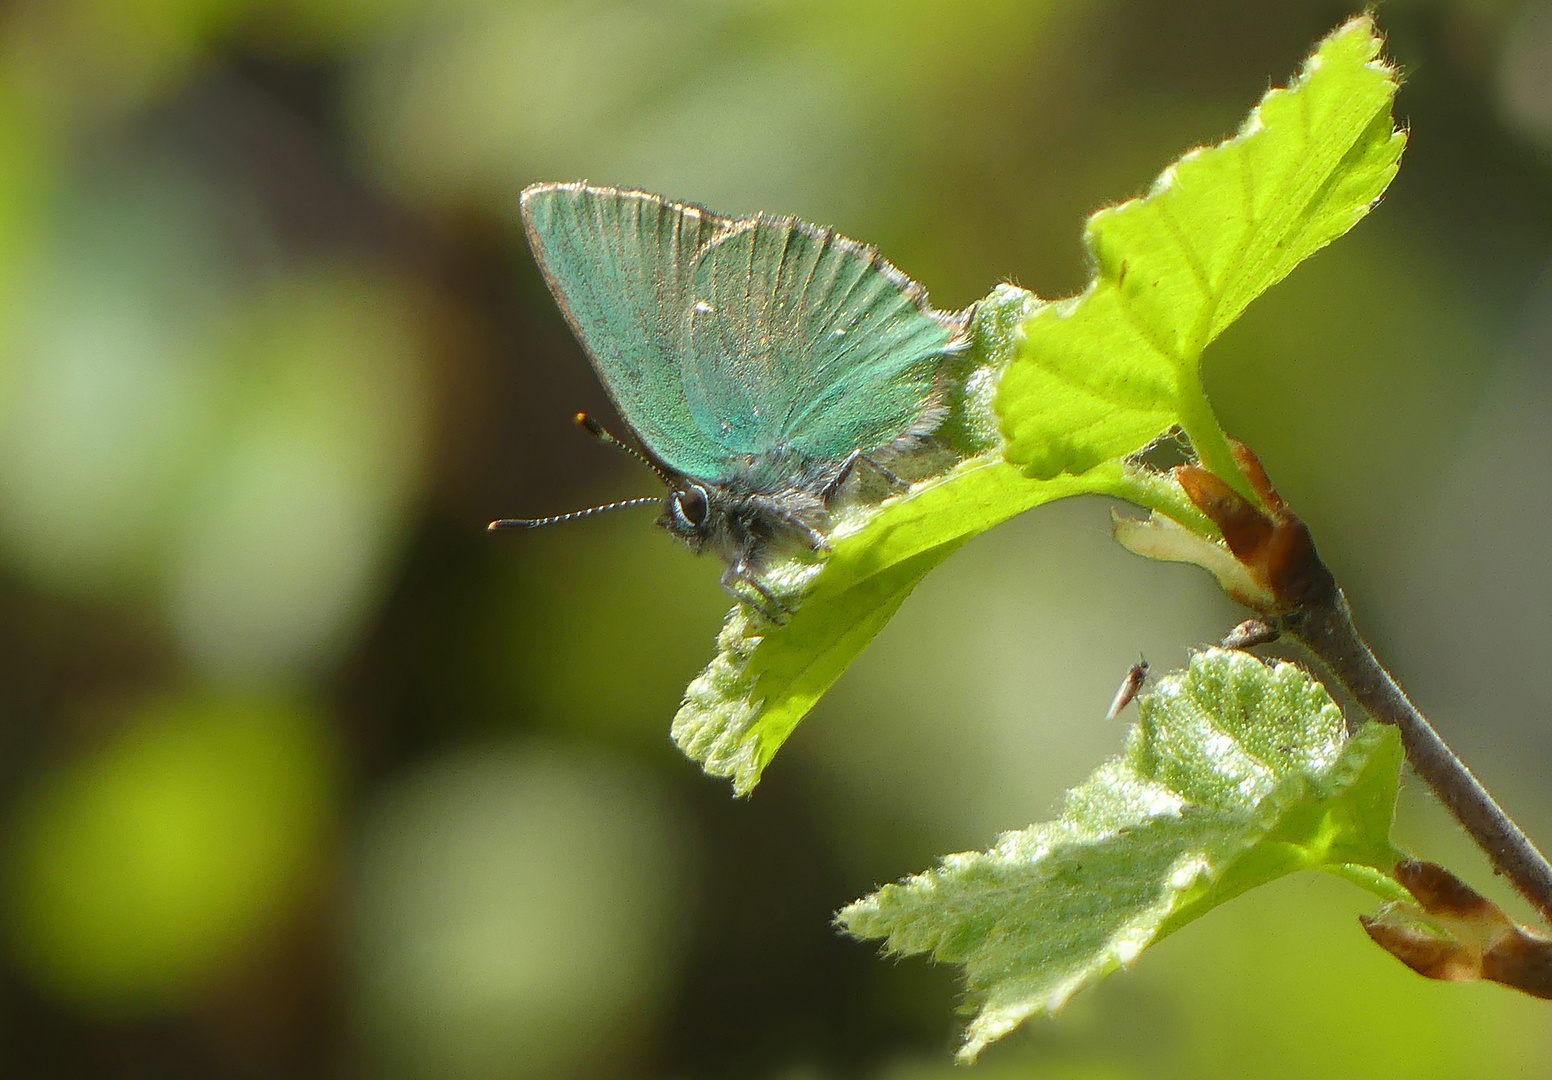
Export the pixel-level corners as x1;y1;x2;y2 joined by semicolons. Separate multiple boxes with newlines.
521;182;962;490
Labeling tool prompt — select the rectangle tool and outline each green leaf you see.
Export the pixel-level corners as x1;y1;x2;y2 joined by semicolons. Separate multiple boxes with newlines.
839;649;1407;1060
673;16;1405;794
674;452;1119;795
995;15;1405;491
673;289;1217;795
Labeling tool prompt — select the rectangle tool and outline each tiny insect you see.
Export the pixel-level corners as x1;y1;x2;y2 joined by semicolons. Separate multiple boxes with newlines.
1104;658;1150;722
489;182;968;620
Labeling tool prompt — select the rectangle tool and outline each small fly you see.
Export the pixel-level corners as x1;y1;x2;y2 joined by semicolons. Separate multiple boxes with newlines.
1104;658;1150;723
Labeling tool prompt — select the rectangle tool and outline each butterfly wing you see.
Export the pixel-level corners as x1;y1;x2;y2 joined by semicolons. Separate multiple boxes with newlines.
520;183;735;480
683;216;961;466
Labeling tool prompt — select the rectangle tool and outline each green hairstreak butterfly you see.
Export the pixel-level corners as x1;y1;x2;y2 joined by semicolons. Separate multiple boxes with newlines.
491;182;968;618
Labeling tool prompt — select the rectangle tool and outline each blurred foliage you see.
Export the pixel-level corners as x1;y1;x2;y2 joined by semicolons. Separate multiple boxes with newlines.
0;0;1545;1078
351;742;694;1080
2;693;335;1014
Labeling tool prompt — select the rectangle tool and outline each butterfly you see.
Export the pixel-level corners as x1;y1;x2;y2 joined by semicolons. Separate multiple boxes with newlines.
492;182;968;619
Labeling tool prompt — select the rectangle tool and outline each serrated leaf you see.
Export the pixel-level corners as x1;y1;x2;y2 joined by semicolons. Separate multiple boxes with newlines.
672;289;1213;795
673;18;1405;794
996;16;1405;486
839;649;1407;1060
673;453;1122;795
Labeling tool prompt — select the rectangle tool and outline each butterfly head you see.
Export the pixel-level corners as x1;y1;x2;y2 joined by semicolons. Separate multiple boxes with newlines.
661;482;714;552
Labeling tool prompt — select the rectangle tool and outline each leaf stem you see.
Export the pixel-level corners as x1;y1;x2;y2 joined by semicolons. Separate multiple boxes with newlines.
1174;376;1260;506
1104;463;1219;538
1286;591;1552;926
1323;862;1413;905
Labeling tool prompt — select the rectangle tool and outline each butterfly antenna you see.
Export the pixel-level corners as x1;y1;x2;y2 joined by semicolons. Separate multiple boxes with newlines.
573;412;675;486
488;496;661;532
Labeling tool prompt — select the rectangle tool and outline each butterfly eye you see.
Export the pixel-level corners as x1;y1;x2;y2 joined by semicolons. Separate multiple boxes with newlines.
676;485;709;527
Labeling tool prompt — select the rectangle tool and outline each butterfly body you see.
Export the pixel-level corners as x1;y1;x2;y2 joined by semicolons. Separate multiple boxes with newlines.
517;182;966;615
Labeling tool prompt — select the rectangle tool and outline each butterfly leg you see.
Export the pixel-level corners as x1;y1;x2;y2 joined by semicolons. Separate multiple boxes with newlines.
822;450;909;503
784;517;830;554
720;563;792;624
748;493;831;554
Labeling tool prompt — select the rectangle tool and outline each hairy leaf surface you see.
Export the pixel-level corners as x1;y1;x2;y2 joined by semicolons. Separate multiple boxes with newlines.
840;650;1406;1058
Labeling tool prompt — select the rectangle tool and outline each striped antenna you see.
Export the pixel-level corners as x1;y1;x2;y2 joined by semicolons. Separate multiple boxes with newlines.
488;496;661;532
487;411;675;532
572;412;675;485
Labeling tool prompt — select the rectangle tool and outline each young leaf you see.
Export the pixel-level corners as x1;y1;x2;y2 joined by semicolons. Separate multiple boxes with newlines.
674;16;1404;794
996;15;1405;490
671;296;1213;795
839;649;1407;1060
671;288;1213;794
672;454;1152;794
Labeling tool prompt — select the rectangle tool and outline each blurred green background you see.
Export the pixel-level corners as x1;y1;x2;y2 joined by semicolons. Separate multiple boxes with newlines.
0;0;1548;1076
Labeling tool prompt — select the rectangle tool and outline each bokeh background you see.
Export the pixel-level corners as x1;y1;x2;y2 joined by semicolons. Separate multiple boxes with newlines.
0;0;1548;1076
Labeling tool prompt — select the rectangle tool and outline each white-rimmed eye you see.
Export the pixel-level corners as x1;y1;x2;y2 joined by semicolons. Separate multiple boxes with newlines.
673;485;708;528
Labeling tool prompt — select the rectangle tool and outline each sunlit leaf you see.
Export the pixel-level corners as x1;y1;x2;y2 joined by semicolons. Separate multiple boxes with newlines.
675;17;1405;794
673;455;1118;794
995;15;1405;489
670;289;1209;795
839;649;1407;1059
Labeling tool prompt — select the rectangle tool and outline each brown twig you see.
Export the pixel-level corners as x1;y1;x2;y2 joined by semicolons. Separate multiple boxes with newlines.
1176;443;1552;929
1283;595;1552;926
